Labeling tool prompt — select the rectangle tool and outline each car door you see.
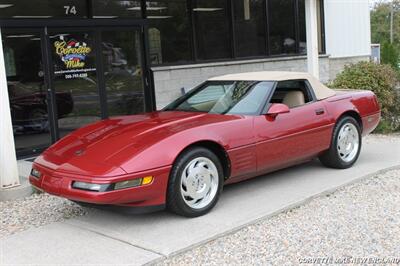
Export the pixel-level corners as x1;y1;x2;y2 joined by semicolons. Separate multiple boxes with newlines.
254;80;333;175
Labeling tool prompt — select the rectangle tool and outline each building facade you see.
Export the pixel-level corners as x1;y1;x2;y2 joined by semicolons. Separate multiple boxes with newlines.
0;0;370;178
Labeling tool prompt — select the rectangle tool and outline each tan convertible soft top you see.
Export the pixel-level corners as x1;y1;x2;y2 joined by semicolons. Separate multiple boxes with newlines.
208;71;336;100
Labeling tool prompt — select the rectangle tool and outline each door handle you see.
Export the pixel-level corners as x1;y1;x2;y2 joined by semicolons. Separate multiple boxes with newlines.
315;108;325;115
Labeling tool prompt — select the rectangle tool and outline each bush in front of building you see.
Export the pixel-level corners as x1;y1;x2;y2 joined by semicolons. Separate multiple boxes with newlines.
329;61;400;133
381;42;400;71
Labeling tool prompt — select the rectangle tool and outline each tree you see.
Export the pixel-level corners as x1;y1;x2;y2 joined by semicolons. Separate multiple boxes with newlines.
371;1;400;71
381;42;400;68
371;0;400;45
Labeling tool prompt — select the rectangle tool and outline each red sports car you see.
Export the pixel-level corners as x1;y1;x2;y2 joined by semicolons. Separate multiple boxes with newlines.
30;72;381;217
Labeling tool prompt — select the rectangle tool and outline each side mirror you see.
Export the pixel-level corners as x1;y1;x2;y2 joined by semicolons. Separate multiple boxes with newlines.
266;103;290;118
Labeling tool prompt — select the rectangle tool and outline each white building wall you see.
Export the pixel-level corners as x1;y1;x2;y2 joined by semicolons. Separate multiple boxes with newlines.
324;0;371;58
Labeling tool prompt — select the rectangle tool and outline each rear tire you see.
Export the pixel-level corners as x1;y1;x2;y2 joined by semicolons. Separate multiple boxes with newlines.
319;116;362;169
167;147;223;217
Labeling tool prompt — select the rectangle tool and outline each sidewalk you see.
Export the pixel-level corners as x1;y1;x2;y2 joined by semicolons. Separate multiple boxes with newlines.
1;137;399;265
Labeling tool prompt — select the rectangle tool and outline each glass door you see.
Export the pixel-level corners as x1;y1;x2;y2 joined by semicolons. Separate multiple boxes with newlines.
2;23;151;158
100;28;146;116
2;29;52;156
48;29;101;138
48;27;147;139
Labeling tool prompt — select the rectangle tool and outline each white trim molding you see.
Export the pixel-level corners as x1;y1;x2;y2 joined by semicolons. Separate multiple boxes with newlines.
306;0;320;79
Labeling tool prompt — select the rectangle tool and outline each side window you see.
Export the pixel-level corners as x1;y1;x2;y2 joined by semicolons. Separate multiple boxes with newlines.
227;82;272;115
270;80;314;108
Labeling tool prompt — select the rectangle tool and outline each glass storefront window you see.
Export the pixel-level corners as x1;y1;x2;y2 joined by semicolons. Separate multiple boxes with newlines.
298;0;324;54
299;0;307;54
2;27;148;157
50;31;101;137
92;0;142;19
101;30;145;116
147;0;192;64
193;0;231;60
2;30;52;155
0;0;87;18
268;0;297;55
233;0;266;57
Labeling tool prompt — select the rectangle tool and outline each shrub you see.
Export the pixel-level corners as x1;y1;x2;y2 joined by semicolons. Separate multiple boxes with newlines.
381;42;400;70
329;61;400;132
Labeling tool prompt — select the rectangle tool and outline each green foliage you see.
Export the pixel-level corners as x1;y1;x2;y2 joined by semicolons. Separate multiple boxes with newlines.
381;42;400;70
375;119;395;133
371;1;400;45
371;1;400;74
330;61;400;133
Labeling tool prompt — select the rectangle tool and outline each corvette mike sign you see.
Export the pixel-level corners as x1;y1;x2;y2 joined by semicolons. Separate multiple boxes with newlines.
53;34;96;79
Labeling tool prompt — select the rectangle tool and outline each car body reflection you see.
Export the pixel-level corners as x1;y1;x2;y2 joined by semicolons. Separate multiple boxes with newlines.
9;82;73;134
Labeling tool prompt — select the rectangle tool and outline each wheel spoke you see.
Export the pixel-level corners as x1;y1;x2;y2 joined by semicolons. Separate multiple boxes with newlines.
203;174;212;188
181;187;192;198
188;160;197;173
181;174;188;187
196;188;208;201
198;161;208;169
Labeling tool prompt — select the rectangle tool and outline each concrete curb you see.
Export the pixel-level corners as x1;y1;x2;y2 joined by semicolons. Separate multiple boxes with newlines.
146;164;400;265
0;176;34;201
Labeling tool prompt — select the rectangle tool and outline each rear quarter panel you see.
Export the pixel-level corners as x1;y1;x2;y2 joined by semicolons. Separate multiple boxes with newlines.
323;90;381;135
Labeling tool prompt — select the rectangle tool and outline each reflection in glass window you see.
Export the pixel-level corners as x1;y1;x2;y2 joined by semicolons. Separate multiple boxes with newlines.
2;30;52;155
147;0;192;64
233;0;266;57
50;31;100;137
92;0;142;18
298;0;307;54
298;0;324;54
268;0;296;55
193;0;231;60
102;30;145;116
187;85;227;105
165;81;274;115
0;0;87;18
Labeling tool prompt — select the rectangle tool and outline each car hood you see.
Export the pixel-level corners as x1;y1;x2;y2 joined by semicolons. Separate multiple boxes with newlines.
36;111;238;176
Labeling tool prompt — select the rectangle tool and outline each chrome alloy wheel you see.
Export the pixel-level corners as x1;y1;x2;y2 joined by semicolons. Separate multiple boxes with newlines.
180;157;219;209
337;122;360;163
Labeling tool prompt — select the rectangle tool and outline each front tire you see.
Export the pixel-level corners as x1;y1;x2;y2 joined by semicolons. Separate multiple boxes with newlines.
167;147;223;217
319;116;362;169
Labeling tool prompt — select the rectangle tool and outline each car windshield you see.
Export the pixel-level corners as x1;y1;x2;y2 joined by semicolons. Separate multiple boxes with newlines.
164;81;275;115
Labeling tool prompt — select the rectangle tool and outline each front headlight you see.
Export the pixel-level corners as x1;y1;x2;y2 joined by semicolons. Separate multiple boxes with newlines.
71;176;154;192
72;181;110;192
114;179;142;190
114;176;153;190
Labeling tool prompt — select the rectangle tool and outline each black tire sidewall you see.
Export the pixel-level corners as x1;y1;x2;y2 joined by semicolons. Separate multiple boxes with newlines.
331;117;362;168
167;147;224;217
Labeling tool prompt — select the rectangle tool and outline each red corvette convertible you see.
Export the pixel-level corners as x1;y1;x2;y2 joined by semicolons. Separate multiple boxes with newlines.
30;72;381;217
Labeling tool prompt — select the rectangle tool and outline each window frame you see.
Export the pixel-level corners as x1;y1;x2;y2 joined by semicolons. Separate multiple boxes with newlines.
191;0;233;61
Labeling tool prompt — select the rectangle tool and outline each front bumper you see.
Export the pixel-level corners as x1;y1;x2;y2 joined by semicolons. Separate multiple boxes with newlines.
29;163;172;208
